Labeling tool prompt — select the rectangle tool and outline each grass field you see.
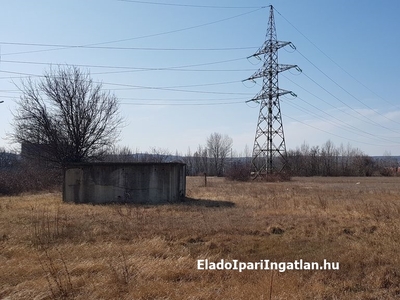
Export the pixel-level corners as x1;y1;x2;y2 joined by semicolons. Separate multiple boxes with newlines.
1;176;400;299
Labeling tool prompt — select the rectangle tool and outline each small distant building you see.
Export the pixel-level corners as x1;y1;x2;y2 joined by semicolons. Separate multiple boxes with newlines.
63;162;186;204
20;142;54;166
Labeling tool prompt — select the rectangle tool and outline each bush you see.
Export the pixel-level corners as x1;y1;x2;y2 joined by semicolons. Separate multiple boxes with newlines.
226;162;251;181
379;167;396;177
260;172;292;182
0;163;62;195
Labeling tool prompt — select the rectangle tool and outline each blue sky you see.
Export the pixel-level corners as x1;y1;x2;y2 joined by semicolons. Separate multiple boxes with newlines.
0;0;399;156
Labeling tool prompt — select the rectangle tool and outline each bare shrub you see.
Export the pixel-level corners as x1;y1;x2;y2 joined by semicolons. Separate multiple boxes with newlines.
0;162;62;195
379;167;396;177
317;195;328;210
108;249;136;285
39;248;74;299
226;162;251;181
31;206;69;248
253;172;291;182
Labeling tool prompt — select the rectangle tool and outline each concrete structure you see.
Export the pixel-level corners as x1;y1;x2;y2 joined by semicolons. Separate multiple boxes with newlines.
63;162;186;204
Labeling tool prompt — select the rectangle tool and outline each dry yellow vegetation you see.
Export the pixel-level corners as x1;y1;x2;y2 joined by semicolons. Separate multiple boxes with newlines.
1;176;400;299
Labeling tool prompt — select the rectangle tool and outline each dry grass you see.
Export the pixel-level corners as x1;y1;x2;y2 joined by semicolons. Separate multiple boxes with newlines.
1;176;400;299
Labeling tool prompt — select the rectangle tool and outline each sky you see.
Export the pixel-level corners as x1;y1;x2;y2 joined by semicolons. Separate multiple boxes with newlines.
0;0;400;156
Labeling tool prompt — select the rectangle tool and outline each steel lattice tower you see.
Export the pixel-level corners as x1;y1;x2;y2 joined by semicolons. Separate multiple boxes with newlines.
244;5;300;178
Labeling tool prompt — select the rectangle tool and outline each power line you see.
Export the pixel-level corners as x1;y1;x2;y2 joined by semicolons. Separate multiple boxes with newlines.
99;81;253;95
0;69;39;78
0;57;250;72
281;74;400;142
120;101;244;106
297;49;400;129
275;6;399;109
110;80;241;90
0;41;257;52
282;113;393;147
0;67;254;81
0;69;253;96
274;6;400;116
118;96;245;101
284;97;399;145
255;68;400;147
116;0;264;9
301;71;400;134
1;7;265;57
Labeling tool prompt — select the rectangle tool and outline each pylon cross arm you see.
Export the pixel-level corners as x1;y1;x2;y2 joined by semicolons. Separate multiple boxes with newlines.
250;41;294;57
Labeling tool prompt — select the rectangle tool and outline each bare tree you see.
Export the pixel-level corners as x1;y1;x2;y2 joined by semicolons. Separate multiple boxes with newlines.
11;66;122;166
207;132;233;176
183;147;195;175
106;145;135;162
144;147;172;163
321;140;335;176
191;145;208;175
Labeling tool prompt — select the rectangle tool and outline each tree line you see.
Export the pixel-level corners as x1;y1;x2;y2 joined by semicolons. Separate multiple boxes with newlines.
107;138;399;179
182;140;399;178
287;140;383;177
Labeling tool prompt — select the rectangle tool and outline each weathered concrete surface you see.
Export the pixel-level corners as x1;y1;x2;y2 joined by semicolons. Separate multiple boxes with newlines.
63;162;186;204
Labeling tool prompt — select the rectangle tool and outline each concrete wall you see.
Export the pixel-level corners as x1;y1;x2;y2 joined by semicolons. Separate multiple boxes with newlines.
63;162;186;204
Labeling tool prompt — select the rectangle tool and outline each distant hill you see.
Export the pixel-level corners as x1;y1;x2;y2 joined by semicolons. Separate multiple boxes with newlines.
372;156;400;162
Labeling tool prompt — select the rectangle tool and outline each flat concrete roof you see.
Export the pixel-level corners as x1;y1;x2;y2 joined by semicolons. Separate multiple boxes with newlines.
65;162;186;168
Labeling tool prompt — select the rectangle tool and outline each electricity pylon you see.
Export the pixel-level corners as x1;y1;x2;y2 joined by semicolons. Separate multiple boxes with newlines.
244;5;300;179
